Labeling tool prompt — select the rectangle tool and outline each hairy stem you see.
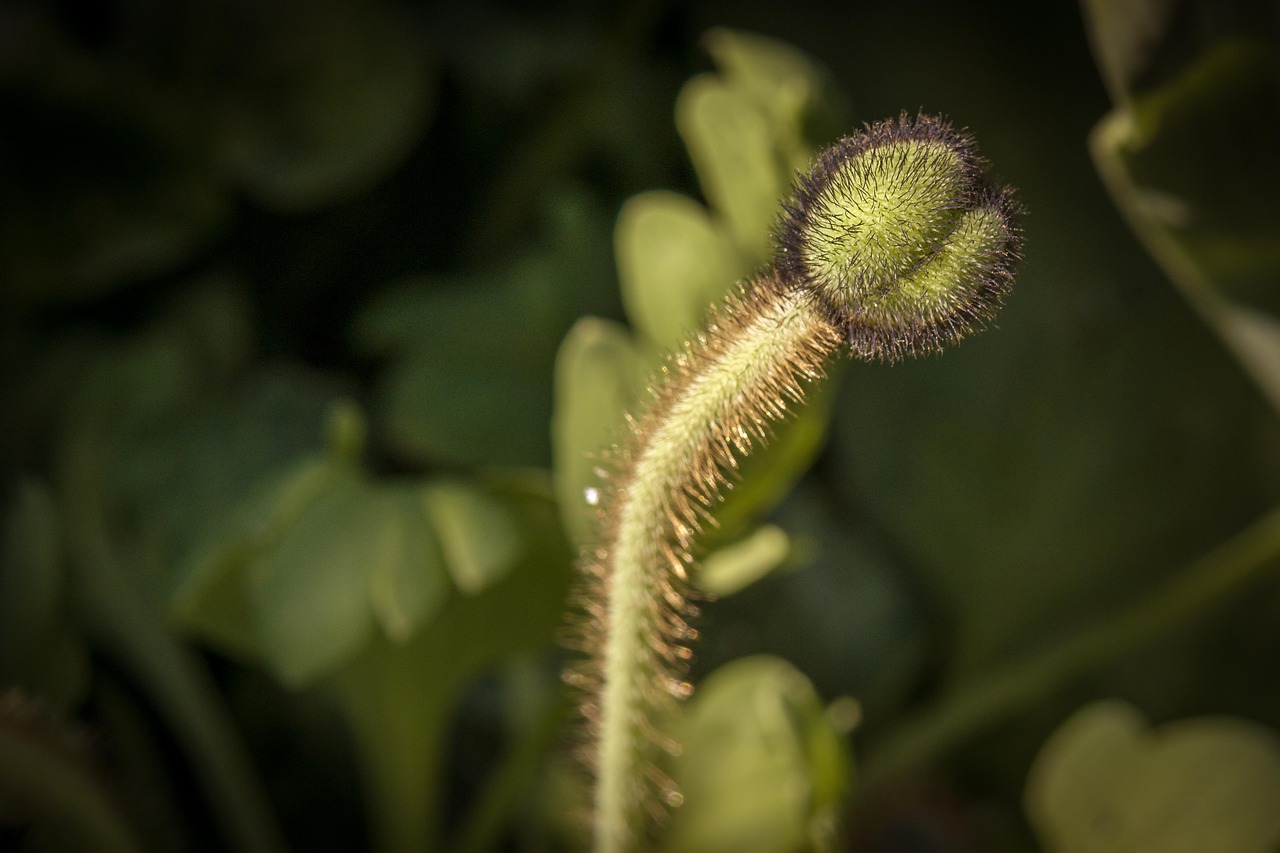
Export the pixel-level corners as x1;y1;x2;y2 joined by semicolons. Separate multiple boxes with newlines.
585;277;840;851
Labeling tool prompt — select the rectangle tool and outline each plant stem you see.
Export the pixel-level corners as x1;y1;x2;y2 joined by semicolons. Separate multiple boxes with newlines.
857;502;1280;792
589;280;839;851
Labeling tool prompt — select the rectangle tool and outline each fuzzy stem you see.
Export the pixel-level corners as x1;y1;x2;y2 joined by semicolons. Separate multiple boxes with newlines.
591;279;840;852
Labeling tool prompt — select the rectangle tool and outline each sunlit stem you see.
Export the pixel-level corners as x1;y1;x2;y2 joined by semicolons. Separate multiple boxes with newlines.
592;283;839;852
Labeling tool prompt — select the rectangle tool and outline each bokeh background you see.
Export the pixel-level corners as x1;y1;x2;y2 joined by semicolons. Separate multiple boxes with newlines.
3;1;1279;851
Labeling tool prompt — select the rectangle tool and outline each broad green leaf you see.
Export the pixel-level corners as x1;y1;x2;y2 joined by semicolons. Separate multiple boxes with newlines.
664;655;852;853
378;357;552;467
702;28;841;171
552;317;647;545
697;524;791;597
248;475;384;686
170;457;342;660
615;191;745;350
369;487;449;644
1026;700;1280;853
676;74;787;261
423;481;522;596
326;473;573;853
353;190;618;468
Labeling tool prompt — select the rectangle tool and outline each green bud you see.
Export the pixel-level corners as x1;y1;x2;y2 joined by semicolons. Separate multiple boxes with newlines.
776;113;1021;360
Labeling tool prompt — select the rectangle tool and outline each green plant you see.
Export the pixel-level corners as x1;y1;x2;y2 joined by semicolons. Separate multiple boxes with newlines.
567;113;1021;851
4;6;1279;853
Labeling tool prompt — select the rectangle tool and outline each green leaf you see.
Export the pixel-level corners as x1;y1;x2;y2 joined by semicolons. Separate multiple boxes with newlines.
615;191;745;350
423;481;523;596
663;655;852;853
702;28;842;166
1090;40;1280;412
325;472;574;853
353;190;617;468
369;487;449;644
247;475;384;687
175;0;436;211
171;456;339;658
696;524;791;597
1026;700;1280;853
552;317;647;545
676;74;788;261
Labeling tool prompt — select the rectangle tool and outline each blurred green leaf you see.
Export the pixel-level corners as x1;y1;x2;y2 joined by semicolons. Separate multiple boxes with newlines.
676;74;790;261
173;455;342;659
423;481;522;596
193;0;436;211
354;190;617;468
1026;700;1280;852
663;655;852;853
1084;12;1280;411
696;524;791;597
702;28;838;142
615;191;744;350
249;476;450;687
248;474;381;687
552;317;647;545
326;472;573;853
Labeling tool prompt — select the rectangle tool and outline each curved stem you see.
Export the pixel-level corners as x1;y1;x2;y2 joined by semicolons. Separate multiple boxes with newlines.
587;278;840;852
857;502;1280;792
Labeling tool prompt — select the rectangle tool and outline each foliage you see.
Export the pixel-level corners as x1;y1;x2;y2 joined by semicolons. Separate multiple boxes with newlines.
1;1;1278;852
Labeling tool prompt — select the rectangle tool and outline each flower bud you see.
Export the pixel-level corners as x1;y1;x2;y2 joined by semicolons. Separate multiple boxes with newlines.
776;113;1022;359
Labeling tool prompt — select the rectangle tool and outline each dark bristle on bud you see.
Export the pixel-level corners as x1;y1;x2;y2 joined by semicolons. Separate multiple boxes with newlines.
775;112;1023;360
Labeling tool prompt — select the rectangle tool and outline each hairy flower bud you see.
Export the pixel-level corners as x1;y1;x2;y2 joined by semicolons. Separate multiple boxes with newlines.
776;113;1022;360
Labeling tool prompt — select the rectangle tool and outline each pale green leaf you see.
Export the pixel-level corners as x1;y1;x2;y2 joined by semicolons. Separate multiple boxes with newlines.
369;487;449;645
615;191;745;350
424;481;523;595
551;317;647;545
664;655;852;853
676;74;787;261
1026;700;1280;853
249;477;385;687
696;524;791;597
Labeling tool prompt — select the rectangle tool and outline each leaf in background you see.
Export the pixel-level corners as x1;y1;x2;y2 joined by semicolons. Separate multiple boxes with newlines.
676;74;788;261
615;191;743;351
1025;700;1280;852
185;0;436;212
1084;6;1280;411
353;189;617;468
695;524;791;597
248;476;450;687
552;317;647;545
325;472;573;853
675;29;839;262
423;481;522;596
0;18;229;306
662;655;852;853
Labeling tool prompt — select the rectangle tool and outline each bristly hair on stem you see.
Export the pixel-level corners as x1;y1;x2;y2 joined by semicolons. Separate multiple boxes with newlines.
564;112;1022;852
